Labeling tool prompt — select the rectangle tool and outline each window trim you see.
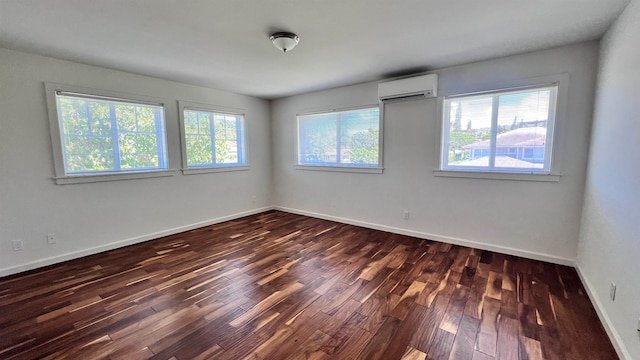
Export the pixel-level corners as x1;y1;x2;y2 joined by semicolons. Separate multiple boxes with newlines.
178;101;249;175
45;83;175;185
295;104;384;173
435;74;569;181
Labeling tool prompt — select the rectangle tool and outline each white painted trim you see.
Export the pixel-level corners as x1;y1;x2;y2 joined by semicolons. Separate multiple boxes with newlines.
181;165;250;175
433;169;561;182
2;205;575;276
54;169;177;185
273;206;576;266
575;265;632;360
294;165;383;174
0;207;273;278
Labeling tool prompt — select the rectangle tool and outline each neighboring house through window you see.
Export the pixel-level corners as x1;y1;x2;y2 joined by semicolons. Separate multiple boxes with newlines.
441;84;558;174
463;126;548;166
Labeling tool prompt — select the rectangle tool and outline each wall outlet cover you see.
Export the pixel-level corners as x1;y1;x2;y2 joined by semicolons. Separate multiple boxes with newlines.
12;240;24;251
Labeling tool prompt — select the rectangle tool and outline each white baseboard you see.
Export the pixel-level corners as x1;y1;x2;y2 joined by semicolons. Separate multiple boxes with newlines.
575;265;631;360
5;205;624;355
2;205;576;278
1;204;576;271
0;207;273;278
273;206;576;266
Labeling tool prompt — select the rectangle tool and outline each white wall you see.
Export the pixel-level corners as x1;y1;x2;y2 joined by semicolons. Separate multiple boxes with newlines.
0;42;602;276
272;42;600;264
0;49;272;276
577;0;640;358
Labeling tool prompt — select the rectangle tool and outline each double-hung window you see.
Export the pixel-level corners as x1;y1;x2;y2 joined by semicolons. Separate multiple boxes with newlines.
441;84;558;174
179;102;247;174
47;84;170;184
297;106;381;172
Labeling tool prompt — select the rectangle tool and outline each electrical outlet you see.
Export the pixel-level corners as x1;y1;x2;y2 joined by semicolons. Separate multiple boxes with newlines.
403;211;410;220
47;234;56;244
610;282;616;301
12;240;24;251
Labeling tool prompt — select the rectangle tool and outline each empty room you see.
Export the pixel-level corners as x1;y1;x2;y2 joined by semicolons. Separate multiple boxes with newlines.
1;1;638;359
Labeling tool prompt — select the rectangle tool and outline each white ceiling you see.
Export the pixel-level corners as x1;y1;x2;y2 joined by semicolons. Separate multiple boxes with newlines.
0;0;630;99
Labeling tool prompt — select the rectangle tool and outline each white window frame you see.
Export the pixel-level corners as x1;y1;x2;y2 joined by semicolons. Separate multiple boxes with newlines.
434;74;569;182
45;83;175;185
178;101;249;175
295;105;383;174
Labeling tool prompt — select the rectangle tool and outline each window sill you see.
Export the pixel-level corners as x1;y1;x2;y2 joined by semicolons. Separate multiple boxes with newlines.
295;165;383;174
432;169;561;182
54;169;177;185
181;165;249;175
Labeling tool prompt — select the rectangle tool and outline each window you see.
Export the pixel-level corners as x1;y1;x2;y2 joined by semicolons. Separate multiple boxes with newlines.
178;102;247;174
47;84;171;184
297;106;381;171
440;84;558;174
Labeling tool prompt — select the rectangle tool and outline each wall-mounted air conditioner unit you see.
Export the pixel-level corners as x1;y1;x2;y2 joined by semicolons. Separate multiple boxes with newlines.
378;74;438;101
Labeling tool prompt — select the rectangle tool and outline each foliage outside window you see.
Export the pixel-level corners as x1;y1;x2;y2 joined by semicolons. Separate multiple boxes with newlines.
54;91;168;176
180;106;246;172
297;107;381;169
441;84;558;173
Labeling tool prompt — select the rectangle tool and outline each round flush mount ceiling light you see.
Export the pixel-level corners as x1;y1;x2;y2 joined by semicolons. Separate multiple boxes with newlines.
270;32;299;53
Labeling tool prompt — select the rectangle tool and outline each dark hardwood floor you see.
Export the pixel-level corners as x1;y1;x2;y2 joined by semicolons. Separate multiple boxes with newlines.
0;211;617;359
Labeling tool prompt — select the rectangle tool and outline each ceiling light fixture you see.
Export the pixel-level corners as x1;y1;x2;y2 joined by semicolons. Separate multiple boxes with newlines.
270;32;299;53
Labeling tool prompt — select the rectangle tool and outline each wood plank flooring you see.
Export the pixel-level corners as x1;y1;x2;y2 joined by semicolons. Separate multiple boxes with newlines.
0;211;617;359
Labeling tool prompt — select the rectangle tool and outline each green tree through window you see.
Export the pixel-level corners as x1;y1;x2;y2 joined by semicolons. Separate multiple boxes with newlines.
183;109;246;168
55;93;167;174
298;107;380;168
